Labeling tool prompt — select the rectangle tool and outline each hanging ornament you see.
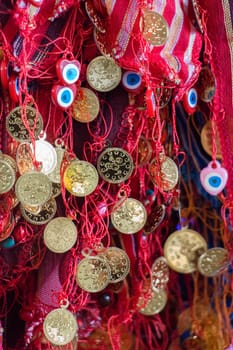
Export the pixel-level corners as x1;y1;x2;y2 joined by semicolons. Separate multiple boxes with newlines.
56;58;81;85
99;247;130;283
137;280;167;315
51;84;77;110
16;142;35;175
200;121;222;159
197;247;230;277
140;10;169;46
72;87;100;123
149;155;179;192
121;71;143;94
151;257;169;291
200;160;228;195
0;158;16;194
182;88;198;115
43;217;77;253
20;197;57;225
163;228;207;273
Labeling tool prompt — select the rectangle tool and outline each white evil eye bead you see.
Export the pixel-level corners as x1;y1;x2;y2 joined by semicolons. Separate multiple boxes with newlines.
56;59;81;85
122;71;142;93
203;172;223;192
182;88;198;114
200;161;228;195
52;84;76;110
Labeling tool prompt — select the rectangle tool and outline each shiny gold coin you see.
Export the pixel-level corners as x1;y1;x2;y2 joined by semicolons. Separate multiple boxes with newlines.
164;229;207;273
149;156;179;192
151;257;169;291
137;288;167;315
100;247;130;283
6;106;43;142
43;217;77;253
111;198;147;234
140;10;169;46
43;308;77;346
97;147;134;184
200;121;222;159
15;171;52;207
72;87;100;123
76;255;111;292
63;160;99;197
197;247;230;277
20;198;57;225
86;56;121;92
16;142;35;175
0;158;16;194
48;145;65;184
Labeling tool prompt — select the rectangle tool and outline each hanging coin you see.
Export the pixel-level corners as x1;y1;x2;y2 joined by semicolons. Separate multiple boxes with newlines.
140;10;169;46
63;160;99;197
200;121;222;159
151;257;169;291
72;87;100;123
43;307;77;346
43;217;77;253
196;66;216;102
149;156;179;192
164;229;207;273
15;171;52;207
48;140;65;183
100;247;130;283
137;287;167;315
0;158;16;194
30;139;57;175
136;136;152;166
76;255;111;293
97;147;134;184
144;204;166;234
197;247;230;277
111;198;147;234
86;56;122;92
0;154;17;172
6;106;43;142
16;142;35;175
20;198;57;225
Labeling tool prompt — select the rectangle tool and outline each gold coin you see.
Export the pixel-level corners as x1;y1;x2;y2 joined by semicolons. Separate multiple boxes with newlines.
140;10;169;46
200;121;222;159
0;158;16;194
20;198;57;225
151;257;169;291
16;142;35;175
197;247;230;277
137;288;167;315
97;147;134;184
111;198;147;234
48;146;65;184
86;56;121;92
164;229;207;273
43;217;77;253
43;308;77;346
6;106;43;142
0;154;17;171
15;171;52;207
100;247;130;283
76;255;111;292
149;156;179;191
72;87;100;123
63;160;99;197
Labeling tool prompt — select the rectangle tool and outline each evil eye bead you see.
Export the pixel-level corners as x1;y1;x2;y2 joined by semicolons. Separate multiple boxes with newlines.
182;88;197;114
200;161;228;195
52;84;76;110
8;75;20;103
56;59;81;85
28;0;43;7
122;71;143;93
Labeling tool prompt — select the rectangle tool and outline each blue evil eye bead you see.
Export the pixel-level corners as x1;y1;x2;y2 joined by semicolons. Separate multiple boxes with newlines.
0;236;15;249
200;161;228;195
52;84;77;110
56;59;81;85
8;74;20;103
182;88;197;114
122;71;143;93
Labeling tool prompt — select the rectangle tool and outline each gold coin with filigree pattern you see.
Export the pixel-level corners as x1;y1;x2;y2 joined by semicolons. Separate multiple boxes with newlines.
43;308;77;346
197;247;230;277
0;158;15;194
100;247;130;283
151;257;169;291
72;87;100;123
137;288;167;315
149;156;179;192
140;10;169;46
21;198;57;225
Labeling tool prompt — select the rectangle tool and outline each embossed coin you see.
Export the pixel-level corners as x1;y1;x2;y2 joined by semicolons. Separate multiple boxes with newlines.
0;154;17;171
16;142;35;175
86;56;121;92
0;159;16;194
31;140;57;175
140;10;169;46
6;106;43;142
149;156;179;191
76;256;111;292
151;257;169;291
15;171;52;207
136;136;152;166
44;217;77;253
197;247;230;277
72;87;100;123
200;121;222;159
43;308;77;346
111;198;147;234
196;66;216;102
63;160;99;197
137;288;167;315
20;198;57;225
97;147;134;184
164;229;207;273
144;204;166;234
100;247;130;283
